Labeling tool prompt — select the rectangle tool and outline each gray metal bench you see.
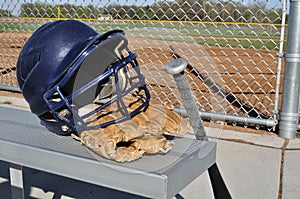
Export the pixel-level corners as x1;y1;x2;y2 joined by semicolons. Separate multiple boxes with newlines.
0;106;217;199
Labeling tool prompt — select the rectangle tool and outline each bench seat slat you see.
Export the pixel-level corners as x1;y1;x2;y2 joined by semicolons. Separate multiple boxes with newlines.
0;106;216;199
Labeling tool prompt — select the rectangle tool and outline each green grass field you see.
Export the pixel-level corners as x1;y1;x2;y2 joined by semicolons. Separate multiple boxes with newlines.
0;19;286;50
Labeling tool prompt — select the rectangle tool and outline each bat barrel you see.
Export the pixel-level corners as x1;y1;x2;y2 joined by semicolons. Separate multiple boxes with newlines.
165;58;208;141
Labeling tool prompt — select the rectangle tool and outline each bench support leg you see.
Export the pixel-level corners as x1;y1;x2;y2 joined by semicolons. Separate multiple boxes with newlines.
9;163;25;199
208;163;231;199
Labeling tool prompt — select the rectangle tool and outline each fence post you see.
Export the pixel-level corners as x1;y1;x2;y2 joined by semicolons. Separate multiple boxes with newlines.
279;0;300;138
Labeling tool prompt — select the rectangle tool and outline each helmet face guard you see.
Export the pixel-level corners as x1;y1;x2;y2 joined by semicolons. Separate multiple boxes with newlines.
41;31;150;135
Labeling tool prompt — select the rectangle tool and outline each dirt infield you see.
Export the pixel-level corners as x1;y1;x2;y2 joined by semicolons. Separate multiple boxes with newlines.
128;37;282;120
0;32;284;131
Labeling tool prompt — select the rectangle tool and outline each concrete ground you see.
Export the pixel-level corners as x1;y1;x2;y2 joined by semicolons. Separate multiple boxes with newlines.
0;96;299;199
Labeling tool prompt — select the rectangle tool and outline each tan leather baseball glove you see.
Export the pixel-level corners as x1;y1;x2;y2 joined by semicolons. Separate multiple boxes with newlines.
78;93;192;162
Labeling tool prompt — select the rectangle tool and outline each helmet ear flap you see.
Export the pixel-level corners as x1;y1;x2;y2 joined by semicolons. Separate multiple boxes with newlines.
40;119;74;136
39;112;74;136
60;32;131;108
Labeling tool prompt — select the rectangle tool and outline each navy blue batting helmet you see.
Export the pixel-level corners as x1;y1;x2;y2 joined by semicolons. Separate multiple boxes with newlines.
16;20;150;135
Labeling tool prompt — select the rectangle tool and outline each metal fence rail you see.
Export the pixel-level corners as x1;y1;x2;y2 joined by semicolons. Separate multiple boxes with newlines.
0;0;299;137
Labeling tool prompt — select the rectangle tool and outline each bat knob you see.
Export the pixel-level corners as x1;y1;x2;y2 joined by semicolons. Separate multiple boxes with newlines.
165;58;187;75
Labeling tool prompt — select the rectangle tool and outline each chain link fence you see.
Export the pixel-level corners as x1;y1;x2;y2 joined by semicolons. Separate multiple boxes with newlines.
0;0;294;131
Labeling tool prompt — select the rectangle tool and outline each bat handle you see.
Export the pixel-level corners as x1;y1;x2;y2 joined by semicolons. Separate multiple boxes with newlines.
165;58;208;141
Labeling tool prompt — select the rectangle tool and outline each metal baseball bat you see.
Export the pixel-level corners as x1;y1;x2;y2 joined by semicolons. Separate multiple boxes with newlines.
165;58;207;141
165;58;231;199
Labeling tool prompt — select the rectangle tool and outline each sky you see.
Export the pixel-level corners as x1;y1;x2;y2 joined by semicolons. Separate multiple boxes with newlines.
1;0;289;17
